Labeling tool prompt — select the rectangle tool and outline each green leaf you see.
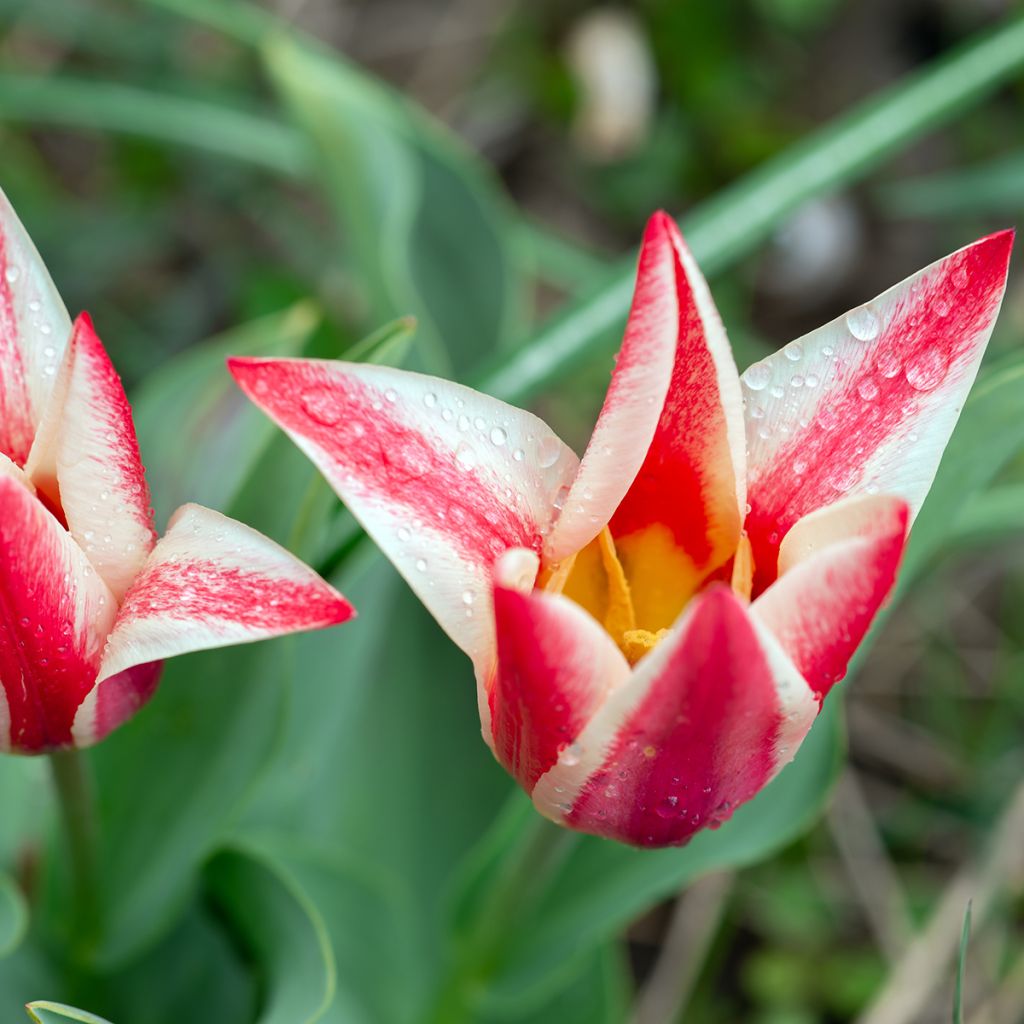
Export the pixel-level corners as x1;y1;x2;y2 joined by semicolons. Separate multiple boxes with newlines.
878;152;1024;219
0;872;28;959
132;303;319;523
263;32;526;375
83;640;290;967
25;1003;113;1024
218;835;420;1024
948;484;1024;551
0;74;308;179
241;558;511;1007
343;315;417;367
479;14;1024;404
205;844;335;1024
900;354;1024;590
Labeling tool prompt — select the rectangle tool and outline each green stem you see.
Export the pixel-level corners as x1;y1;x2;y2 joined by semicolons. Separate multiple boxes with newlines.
430;814;574;1024
49;749;100;955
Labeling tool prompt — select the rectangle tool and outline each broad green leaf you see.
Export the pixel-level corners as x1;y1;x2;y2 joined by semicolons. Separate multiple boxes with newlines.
242;556;511;1009
26;1004;113;1024
948;484;1024;551
83;640;290;967
133;303;318;523
264;32;526;375
0;872;28;959
900;354;1024;590
221;835;420;1024
205;844;334;1024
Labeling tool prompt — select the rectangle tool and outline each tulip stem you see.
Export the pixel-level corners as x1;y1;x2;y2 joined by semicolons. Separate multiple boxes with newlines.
49;749;101;956
431;810;575;1022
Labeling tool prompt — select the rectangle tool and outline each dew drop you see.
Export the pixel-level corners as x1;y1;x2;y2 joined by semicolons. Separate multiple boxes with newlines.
384;388;397;403
397;527;411;542
415;558;427;572
935;298;950;318
489;426;507;446
742;360;772;391
905;345;948;392
655;796;679;819
455;444;477;470
423;392;437;408
537;435;561;469
783;341;803;362
857;378;879;401
559;743;582;767
4;265;19;284
952;266;969;288
461;589;475;606
512;448;525;462
846;306;879;341
300;387;342;426
876;348;902;379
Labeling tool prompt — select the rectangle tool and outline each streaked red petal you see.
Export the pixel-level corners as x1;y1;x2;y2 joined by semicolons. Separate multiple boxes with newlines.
0;476;115;752
744;230;1013;592
0;188;71;465
229;357;578;671
91;504;353;698
753;494;909;701
490;554;630;791
606;216;746;622
545;213;683;562
28;314;156;601
531;585;817;847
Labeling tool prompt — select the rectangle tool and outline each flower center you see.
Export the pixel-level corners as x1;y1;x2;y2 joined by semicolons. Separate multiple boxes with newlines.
540;526;753;665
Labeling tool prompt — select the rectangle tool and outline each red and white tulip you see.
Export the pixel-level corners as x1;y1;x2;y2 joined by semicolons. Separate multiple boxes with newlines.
0;190;353;754
230;212;1012;847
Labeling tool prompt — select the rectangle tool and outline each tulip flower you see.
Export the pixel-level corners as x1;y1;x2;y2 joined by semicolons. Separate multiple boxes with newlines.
0;191;353;754
230;212;1012;847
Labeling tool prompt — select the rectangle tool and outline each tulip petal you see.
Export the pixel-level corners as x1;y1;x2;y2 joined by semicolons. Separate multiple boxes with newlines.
544;213;685;562
0;476;116;752
229;357;579;670
87;503;353;700
489;549;631;790
28;314;156;601
603;217;747;630
744;230;1013;590
0;188;72;465
753;493;909;701
531;585;817;847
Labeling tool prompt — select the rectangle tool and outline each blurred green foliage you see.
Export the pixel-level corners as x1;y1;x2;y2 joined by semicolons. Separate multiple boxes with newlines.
0;0;1023;1022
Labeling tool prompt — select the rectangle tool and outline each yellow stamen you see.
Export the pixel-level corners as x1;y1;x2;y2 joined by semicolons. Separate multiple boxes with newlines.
730;533;754;603
621;628;669;666
544;523;756;665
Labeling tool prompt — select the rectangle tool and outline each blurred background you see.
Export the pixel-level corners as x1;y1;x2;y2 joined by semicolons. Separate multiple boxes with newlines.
2;1;1024;1022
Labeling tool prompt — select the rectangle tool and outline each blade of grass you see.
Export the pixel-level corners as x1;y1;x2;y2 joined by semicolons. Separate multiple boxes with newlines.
954;901;972;1024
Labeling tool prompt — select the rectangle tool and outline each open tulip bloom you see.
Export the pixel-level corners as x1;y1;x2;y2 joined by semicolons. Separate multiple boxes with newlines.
231;212;1013;848
0;191;354;754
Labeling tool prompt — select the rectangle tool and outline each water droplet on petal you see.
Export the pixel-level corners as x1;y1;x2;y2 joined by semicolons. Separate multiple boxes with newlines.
846;306;879;341
537;436;561;469
300;387;342;426
876;348;902;379
783;341;803;362
857;378;879;401
4;265;19;284
423;392;437;408
742;361;772;391
489;426;507;446
455;444;477;470
905;345;948;391
655;796;679;818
